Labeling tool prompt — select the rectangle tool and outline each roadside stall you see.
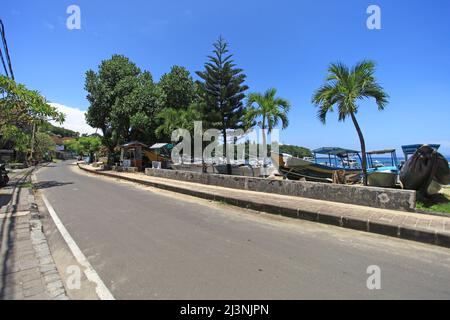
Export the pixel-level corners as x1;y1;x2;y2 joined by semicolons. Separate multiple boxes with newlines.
118;141;148;172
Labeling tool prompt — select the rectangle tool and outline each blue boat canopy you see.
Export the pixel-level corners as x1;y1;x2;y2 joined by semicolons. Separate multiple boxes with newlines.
313;147;360;156
401;144;440;157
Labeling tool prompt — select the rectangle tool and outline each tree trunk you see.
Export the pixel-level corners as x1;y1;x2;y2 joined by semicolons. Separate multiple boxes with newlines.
261;115;267;169
30;122;36;162
350;112;368;186
223;128;232;175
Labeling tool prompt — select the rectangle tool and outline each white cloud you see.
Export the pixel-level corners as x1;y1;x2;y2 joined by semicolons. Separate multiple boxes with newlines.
49;103;97;135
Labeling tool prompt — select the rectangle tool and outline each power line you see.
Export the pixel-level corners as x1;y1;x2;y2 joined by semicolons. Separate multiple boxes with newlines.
0;46;9;78
0;19;14;80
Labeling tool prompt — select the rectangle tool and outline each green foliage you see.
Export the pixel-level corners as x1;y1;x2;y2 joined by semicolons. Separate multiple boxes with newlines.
312;61;389;185
159;66;196;110
65;136;102;156
0;76;65;158
42;122;79;138
278;145;312;158
416;191;450;214
85;56;165;150
64;139;82;154
312;61;388;124
0;75;65;128
196;36;249;134
0;125;29;153
125;73;165;143
155;104;202;138
34;132;56;159
245;88;291;132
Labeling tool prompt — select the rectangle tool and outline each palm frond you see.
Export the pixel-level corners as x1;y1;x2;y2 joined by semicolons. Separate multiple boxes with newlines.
326;62;349;83
317;103;333;124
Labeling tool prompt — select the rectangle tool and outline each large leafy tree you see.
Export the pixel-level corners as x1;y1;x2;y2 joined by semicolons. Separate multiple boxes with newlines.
0;75;65;160
0;75;64;130
245;88;291;162
85;55;140;152
34;132;56;160
312;61;389;185
85;55;165;154
159;66;196;110
196;36;249;174
65;136;102;162
113;71;165;144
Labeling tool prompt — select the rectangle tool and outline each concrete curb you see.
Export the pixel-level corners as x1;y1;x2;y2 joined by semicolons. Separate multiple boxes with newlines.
28;171;70;300
78;164;450;249
0;167;69;300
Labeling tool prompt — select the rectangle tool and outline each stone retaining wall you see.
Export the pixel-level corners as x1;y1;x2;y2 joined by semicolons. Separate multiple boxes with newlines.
145;168;416;211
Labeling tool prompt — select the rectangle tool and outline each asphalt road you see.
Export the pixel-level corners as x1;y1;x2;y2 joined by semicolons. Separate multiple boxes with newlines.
35;161;450;299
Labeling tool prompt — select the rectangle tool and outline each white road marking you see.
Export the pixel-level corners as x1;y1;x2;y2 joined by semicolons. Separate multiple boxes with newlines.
41;194;115;300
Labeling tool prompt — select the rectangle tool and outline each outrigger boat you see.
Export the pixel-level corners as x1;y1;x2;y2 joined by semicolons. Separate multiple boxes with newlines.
271;147;362;183
366;149;399;188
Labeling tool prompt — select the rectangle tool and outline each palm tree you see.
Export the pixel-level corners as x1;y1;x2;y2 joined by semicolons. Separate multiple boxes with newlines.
312;60;389;185
245;88;291;164
155;105;201;164
155;108;180;138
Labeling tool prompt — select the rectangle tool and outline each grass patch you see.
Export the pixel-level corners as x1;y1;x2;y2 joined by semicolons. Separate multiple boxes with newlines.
18;181;33;189
416;191;450;214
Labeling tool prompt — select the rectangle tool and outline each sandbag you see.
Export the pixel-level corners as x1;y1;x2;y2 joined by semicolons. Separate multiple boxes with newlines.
400;145;449;194
434;154;450;185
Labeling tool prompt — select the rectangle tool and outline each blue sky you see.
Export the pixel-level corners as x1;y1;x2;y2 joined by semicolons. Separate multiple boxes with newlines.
2;0;450;156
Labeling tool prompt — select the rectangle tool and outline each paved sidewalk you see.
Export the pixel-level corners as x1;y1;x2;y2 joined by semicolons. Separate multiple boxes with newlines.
0;169;68;300
80;164;450;248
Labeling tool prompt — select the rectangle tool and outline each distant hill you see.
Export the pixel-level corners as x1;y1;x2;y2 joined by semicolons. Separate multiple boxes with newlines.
44;122;79;138
279;145;312;158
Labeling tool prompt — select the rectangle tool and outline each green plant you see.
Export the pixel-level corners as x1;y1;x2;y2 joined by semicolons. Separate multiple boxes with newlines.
196;36;249;174
245;88;291;161
312;61;389;185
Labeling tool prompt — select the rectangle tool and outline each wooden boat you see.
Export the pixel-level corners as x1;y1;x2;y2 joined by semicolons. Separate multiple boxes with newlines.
400;144;450;195
271;147;362;183
366;149;399;188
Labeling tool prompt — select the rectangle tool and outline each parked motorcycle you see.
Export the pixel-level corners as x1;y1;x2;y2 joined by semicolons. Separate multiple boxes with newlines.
0;162;9;188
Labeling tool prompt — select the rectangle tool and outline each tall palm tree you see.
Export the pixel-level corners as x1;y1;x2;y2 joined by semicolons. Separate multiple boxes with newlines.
312;60;389;185
155;105;201;164
155;108;179;138
246;88;291;163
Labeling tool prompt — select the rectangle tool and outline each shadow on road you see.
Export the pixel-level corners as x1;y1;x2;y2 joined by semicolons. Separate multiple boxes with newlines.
33;181;74;190
0;195;12;208
0;171;30;299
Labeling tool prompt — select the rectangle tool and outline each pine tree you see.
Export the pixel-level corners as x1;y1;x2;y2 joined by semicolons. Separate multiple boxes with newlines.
196;36;249;174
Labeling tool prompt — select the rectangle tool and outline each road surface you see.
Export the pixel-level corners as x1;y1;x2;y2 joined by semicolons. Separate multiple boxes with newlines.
35;161;450;299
